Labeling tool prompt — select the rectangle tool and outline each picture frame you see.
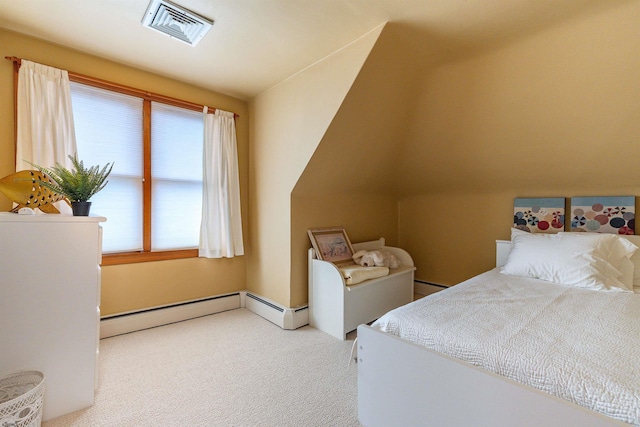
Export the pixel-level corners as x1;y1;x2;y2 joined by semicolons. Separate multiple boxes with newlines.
307;227;355;265
569;196;635;235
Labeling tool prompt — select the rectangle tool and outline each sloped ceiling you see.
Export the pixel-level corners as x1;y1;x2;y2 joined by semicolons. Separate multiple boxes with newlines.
293;22;424;197
293;1;639;198
0;0;620;100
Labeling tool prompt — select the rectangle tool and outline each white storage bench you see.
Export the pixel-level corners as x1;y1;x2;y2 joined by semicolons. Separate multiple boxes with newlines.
308;238;416;340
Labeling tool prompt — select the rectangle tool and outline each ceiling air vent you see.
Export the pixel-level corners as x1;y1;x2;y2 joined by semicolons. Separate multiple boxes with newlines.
142;0;213;46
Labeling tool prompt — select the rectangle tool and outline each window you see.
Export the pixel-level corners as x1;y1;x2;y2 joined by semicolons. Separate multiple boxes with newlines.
150;102;203;250
70;81;204;263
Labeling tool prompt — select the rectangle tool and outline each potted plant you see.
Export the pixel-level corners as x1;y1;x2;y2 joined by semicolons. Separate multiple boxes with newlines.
31;154;114;216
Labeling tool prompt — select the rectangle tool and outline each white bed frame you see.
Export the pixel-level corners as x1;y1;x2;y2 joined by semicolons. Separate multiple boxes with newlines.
357;239;630;427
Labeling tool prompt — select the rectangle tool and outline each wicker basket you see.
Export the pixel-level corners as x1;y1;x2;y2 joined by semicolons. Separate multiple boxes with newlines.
0;371;45;427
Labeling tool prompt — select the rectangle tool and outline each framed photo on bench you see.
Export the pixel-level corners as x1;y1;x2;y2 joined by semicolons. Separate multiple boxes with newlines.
308;227;355;265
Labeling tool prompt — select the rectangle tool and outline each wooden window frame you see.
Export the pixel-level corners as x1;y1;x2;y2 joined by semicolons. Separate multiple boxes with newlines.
72;76;202;265
8;61;228;265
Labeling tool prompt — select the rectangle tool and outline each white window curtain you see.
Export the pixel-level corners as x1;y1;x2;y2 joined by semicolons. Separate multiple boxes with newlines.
16;60;77;171
200;107;244;258
16;60;77;213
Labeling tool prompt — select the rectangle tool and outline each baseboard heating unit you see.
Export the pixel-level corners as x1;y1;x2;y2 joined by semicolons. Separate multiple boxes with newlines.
100;293;241;338
100;291;309;338
244;292;309;330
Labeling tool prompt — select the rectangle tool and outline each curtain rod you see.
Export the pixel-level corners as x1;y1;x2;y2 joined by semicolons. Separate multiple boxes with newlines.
5;56;239;118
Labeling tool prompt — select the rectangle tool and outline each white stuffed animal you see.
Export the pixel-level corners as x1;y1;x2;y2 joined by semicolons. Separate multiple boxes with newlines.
352;249;401;269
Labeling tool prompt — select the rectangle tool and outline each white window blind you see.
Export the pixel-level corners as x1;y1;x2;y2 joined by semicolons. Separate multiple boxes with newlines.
71;82;144;253
151;102;203;251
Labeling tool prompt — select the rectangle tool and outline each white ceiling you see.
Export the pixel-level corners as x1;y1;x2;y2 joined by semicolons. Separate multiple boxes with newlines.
0;0;616;100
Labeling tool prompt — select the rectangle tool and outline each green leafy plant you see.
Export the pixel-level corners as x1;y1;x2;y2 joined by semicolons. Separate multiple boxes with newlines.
30;154;114;202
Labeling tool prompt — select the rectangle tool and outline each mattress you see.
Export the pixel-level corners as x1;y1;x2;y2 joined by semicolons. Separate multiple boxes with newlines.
372;268;640;426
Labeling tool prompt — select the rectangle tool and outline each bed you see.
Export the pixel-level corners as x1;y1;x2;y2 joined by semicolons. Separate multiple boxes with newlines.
357;230;640;427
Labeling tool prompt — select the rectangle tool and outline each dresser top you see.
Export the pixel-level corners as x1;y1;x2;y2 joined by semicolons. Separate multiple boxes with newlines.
0;212;106;223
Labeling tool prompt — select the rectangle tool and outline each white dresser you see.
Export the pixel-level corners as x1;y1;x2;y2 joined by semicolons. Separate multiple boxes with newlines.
0;213;105;421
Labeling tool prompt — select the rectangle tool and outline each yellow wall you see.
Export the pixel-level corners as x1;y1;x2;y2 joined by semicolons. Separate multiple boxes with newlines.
101;257;246;315
291;192;398;305
0;29;249;316
397;1;640;285
248;25;384;307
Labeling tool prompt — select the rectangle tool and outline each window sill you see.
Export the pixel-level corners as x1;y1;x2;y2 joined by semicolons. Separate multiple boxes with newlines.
101;249;198;265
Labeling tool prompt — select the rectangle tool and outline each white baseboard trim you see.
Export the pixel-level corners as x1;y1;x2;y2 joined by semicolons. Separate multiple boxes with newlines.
414;280;447;296
99;291;309;338
100;293;241;338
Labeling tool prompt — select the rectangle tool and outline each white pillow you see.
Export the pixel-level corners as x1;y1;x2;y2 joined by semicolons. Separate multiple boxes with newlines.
501;229;638;292
559;231;638;291
617;256;635;292
618;235;640;289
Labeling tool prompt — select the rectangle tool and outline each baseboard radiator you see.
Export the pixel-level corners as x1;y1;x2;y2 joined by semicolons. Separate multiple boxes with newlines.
100;291;309;338
244;292;309;330
414;279;448;296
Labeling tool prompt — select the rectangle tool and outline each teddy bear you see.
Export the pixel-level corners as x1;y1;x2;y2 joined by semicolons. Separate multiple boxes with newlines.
352;249;401;269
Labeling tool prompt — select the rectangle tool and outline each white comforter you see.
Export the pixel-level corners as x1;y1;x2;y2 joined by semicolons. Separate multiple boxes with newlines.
372;268;640;426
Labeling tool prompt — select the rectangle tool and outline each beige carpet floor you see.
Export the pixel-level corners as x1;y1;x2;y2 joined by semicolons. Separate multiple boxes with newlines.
43;308;361;427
